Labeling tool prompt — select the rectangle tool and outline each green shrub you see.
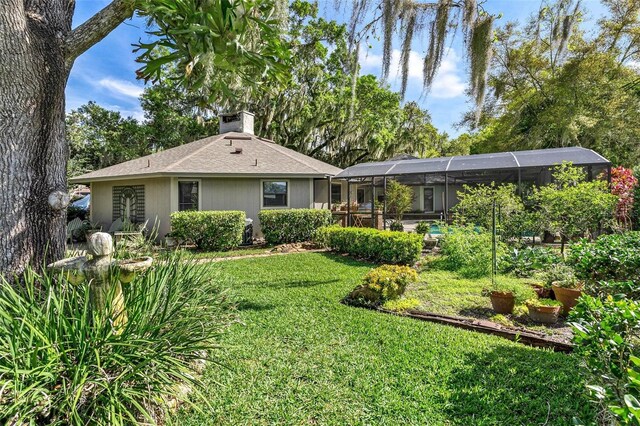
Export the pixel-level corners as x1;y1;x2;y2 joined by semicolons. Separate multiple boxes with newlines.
570;295;640;425
0;255;233;424
259;209;332;245
500;246;562;277
348;265;418;304
415;221;431;235
389;221;404;231
532;263;577;288
439;226;507;278
452;183;524;230
315;226;423;265
171;210;245;250
569;232;640;284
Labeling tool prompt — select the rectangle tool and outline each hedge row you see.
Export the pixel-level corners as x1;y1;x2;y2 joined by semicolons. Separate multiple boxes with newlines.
259;209;333;245
170;210;245;251
315;226;422;265
569;231;640;283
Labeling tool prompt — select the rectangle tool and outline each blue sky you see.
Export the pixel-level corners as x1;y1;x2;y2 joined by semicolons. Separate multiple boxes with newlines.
67;0;608;136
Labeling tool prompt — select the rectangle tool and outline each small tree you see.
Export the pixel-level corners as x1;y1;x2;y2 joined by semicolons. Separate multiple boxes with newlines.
385;181;414;228
452;183;524;231
534;162;617;253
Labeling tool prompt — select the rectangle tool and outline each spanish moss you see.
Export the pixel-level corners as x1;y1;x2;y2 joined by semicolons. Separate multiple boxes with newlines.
400;5;417;97
469;15;494;126
423;0;451;91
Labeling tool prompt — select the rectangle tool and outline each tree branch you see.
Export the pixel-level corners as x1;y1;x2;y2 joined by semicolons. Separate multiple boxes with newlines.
64;0;135;69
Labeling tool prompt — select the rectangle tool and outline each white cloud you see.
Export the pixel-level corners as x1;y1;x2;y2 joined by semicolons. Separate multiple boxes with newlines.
97;77;144;99
359;47;466;99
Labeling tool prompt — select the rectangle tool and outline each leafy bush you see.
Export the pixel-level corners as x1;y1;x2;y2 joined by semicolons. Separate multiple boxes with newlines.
171;210;245;250
569;232;640;284
389;221;404;231
500;246;562;277
610;166;638;229
533;263;577;288
570;296;640;425
439;226;507;278
348;265;418;304
452;183;524;230
0;255;233;424
315;226;422;265
258;209;332;245
415;221;431;235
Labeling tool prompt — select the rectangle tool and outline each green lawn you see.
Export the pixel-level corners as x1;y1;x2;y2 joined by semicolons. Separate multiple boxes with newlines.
174;253;594;425
172;246;272;259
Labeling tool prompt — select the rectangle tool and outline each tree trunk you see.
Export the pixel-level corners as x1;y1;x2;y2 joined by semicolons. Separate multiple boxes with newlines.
0;2;71;275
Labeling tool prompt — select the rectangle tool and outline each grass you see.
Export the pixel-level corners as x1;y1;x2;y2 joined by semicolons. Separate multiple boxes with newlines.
174;253;595;425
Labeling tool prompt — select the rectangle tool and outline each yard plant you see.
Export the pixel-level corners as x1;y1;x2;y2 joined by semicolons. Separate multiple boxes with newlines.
348;264;418;304
315;226;422;265
0;255;234;424
259;209;332;245
438;225;507;278
171;210;245;251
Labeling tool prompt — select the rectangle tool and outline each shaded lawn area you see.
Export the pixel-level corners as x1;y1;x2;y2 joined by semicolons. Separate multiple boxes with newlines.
172;246;272;259
174;253;594;425
406;269;573;340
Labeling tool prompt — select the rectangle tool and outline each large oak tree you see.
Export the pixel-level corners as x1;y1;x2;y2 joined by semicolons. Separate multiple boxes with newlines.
0;0;287;275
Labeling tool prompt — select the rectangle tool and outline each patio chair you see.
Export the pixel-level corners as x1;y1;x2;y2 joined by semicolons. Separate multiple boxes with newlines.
66;218;84;243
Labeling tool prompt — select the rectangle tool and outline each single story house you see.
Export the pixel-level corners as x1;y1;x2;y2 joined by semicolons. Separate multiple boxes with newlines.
332;147;611;226
70;111;345;238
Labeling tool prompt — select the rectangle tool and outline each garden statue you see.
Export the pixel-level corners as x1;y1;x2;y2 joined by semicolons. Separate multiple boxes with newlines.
47;232;152;329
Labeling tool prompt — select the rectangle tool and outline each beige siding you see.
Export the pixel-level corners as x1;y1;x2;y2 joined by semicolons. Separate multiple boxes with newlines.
90;178;172;237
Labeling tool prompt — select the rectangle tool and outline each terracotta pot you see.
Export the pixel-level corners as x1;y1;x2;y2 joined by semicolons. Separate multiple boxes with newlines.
552;284;582;314
527;303;561;324
531;283;552;299
490;291;515;314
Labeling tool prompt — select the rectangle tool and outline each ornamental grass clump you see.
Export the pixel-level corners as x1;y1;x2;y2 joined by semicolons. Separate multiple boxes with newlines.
348;265;418;305
0;254;234;425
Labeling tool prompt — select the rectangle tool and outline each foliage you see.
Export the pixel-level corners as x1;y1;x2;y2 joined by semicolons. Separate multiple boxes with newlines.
452;183;523;232
315;226;422;265
488;278;537;304
535;263;577;289
171;210;245;251
570;295;640;425
438;226;507;278
385;180;414;221
349;264;418;304
174;253;596;424
389;221;404;232
382;297;421;312
470;2;640;167
0;255;233;424
633;168;640;231
258;209;332;245
415;221;431;235
500;246;562;278
525;298;563;308
568;231;640;284
533;162;617;249
611;167;638;229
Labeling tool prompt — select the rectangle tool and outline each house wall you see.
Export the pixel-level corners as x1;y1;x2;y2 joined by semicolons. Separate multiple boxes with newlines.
90;177;172;237
91;176;321;239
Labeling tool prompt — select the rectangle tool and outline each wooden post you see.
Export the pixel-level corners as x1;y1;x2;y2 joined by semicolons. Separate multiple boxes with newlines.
370;179;375;228
383;176;387;230
346;180;351;227
327;176;332;211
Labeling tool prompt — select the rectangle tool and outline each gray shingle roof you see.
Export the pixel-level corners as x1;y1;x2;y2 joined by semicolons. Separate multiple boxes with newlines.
70;132;342;183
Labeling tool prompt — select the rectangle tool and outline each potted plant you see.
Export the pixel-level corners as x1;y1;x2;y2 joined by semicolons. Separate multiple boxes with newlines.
84;220;102;241
390;221;404;232
525;298;563;324
528;280;551;299
487;279;535;315
552;276;584;314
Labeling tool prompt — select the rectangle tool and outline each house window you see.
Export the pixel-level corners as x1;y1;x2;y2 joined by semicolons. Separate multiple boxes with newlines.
331;183;342;204
262;180;288;207
357;188;365;204
178;181;199;211
424;187;434;212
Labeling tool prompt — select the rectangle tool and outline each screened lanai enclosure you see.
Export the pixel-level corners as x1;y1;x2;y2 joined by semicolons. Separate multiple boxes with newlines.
326;147;611;229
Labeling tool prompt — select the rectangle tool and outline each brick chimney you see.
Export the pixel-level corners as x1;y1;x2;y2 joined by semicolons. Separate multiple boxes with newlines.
219;111;255;135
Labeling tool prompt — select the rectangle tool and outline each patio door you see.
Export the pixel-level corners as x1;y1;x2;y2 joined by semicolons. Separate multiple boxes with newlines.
423;187;434;212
